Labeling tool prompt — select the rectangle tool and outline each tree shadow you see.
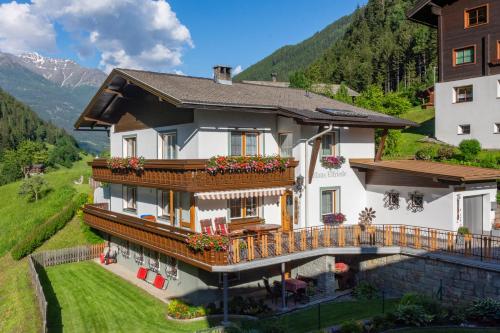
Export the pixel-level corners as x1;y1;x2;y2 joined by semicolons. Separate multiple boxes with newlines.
37;266;63;333
403;117;435;137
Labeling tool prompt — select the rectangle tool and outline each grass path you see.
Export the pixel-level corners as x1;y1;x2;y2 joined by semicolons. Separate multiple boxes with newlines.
43;261;210;333
0;255;41;333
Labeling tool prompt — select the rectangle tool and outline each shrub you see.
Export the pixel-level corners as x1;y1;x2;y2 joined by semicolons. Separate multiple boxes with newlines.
11;192;88;260
340;320;363;333
18;176;50;202
399;292;444;321
436;146;456;160
166;299;207;319
459;139;481;161
457;227;470;235
353;281;379;300
415;145;437;160
467;298;500;325
228;296;270;316
478;154;499;169
393;304;434;326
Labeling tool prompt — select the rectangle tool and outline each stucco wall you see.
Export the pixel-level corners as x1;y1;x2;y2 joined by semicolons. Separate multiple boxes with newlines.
435;74;500;149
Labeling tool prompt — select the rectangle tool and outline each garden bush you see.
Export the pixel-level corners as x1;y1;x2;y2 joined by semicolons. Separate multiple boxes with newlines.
340;319;363;333
466;298;500;325
399;292;445;321
436;146;456;160
415;145;437;160
353;281;379;300
166;299;207;319
11;192;87;260
393;304;434;326
459;139;481;161
228;296;270;316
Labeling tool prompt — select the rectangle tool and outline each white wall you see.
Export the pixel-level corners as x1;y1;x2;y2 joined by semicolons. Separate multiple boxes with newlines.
435;74;500;149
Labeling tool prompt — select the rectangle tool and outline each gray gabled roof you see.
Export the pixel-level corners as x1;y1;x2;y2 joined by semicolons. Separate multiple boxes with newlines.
75;68;417;130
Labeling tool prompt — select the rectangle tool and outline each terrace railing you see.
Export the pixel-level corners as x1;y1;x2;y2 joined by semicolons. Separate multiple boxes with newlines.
90;159;298;192
227;225;500;264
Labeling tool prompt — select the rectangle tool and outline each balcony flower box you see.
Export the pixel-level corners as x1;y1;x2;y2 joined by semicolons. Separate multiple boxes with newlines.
323;213;346;225
321;156;346;169
106;156;145;173
186;234;229;252
206;155;290;175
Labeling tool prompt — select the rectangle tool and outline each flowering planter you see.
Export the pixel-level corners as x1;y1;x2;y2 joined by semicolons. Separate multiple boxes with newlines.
323;213;347;225
206;155;291;175
186;234;229;252
107;156;145;173
321;156;346;169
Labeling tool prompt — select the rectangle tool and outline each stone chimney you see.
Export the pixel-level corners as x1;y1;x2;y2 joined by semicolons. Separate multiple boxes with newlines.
213;65;232;85
271;72;277;82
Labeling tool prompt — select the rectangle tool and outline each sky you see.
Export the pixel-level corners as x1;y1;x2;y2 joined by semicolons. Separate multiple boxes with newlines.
0;0;366;77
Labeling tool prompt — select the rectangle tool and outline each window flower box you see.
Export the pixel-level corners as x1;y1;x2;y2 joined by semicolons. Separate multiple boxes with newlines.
106;156;145;173
323;213;346;225
186;234;229;252
206;155;290;175
321;156;346;169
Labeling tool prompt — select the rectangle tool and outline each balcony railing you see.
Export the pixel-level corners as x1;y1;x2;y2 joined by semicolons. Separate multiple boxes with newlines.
90;159;299;192
83;204;500;271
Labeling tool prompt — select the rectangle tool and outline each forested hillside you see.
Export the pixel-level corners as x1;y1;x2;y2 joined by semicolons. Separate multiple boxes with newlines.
306;0;437;94
234;12;356;82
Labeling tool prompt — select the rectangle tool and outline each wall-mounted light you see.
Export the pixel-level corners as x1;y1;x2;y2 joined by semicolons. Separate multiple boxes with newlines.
294;175;304;194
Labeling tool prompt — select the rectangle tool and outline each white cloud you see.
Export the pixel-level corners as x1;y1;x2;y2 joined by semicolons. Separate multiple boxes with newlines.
0;0;193;73
233;65;243;75
0;1;56;54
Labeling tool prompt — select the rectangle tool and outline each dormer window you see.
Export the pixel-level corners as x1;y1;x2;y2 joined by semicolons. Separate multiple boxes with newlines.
465;5;488;28
454;46;475;66
123;136;137;158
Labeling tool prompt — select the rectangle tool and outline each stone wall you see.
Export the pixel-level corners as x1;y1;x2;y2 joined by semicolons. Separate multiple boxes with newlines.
338;254;500;302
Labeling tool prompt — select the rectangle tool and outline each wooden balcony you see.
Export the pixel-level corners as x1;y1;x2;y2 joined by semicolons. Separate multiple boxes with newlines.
90;159;299;192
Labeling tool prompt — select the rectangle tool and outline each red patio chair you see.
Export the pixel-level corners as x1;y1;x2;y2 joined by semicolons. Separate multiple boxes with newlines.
214;217;229;236
153;274;166;289
137;267;148;280
200;219;214;235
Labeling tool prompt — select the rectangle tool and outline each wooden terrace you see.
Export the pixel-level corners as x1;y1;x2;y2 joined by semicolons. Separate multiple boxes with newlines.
83;204;500;272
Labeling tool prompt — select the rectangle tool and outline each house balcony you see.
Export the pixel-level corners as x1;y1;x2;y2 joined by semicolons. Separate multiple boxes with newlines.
90;159;299;192
83;204;500;272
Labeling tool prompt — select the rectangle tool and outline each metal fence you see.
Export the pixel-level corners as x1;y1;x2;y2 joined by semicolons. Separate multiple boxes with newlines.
27;243;105;332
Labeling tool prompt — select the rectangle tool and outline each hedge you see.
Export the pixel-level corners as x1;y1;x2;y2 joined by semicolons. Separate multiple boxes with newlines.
11;193;88;260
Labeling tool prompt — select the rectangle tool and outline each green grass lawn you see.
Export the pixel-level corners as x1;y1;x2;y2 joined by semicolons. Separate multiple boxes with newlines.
395;328;500;333
0;155;92;257
243;298;399;333
42;261;210;333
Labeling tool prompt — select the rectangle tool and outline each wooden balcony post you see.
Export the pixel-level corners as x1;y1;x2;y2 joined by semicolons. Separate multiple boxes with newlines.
261;234;268;258
300;230;306;251
385;226;392;246
232;239;240;263
353;225;361;246
247;236;255;261
484;236;491;258
415;228;421;249
289;231;294;253
368;226;375;246
338;226;345;247
312;229;319;249
447;232;453;252
275;233;282;256
399;226;407;247
430;229;437;251
465;234;472;256
323;225;331;247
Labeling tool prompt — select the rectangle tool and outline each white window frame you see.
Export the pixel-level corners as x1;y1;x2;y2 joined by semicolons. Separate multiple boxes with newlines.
320;187;340;220
496;80;500;98
494;123;500;134
320;131;339;157
458;124;471;135
123;136;137;158
230;131;260;156
453;85;473;103
229;197;260;220
157;190;171;221
278;132;293;157
159;132;177;159
122;185;137;212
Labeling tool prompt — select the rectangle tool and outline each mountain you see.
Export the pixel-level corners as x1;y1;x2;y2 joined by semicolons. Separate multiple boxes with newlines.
0;87;77;153
234;12;356;82
0;52;107;152
306;0;437;93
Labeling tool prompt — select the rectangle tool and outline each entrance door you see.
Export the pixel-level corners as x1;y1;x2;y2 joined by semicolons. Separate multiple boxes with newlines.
281;192;294;232
463;195;483;234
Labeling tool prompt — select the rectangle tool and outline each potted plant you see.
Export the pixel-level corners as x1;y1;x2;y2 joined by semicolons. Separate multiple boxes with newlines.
321;155;346;169
456;226;470;244
323;213;346;225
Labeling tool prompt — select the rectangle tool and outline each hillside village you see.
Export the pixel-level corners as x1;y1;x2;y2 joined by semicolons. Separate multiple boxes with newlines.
0;1;500;333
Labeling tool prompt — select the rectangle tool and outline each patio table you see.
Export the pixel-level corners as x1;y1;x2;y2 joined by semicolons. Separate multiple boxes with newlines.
244;224;281;236
285;278;307;293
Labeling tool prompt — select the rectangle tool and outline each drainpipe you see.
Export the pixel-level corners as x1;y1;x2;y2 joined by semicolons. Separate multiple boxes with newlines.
304;124;333;228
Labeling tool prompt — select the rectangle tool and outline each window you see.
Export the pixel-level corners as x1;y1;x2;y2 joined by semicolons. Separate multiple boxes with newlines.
123;186;137;211
279;132;293;157
176;192;191;227
454;46;475;66
494;123;500;134
384;191;400;210
160;132;177;159
458;124;471;135
162;254;178;279
320;188;339;218
408;191;424;212
229;197;259;219
465;5;488;28
497;80;500;98
230;131;259;156
321;132;337;156
158;190;171;220
123;136;137;158
454;85;473;103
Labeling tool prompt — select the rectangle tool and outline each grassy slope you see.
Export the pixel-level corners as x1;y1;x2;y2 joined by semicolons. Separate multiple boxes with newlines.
0;155;92;257
43;261;208;333
0;156;94;333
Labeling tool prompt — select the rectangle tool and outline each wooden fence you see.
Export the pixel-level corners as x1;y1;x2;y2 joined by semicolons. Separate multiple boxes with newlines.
28;255;48;333
27;243;106;333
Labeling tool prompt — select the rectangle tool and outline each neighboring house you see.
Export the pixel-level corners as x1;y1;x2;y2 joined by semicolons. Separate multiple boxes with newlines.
26;164;45;175
408;0;500;149
242;73;360;101
75;65;499;311
418;85;435;109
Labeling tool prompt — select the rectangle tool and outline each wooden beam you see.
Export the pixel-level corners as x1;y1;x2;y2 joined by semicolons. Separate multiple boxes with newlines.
83;116;112;126
375;129;389;161
308;129;323;184
103;88;123;98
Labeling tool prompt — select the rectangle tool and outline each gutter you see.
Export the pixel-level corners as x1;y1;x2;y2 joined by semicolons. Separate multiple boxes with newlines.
304;124;333;228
